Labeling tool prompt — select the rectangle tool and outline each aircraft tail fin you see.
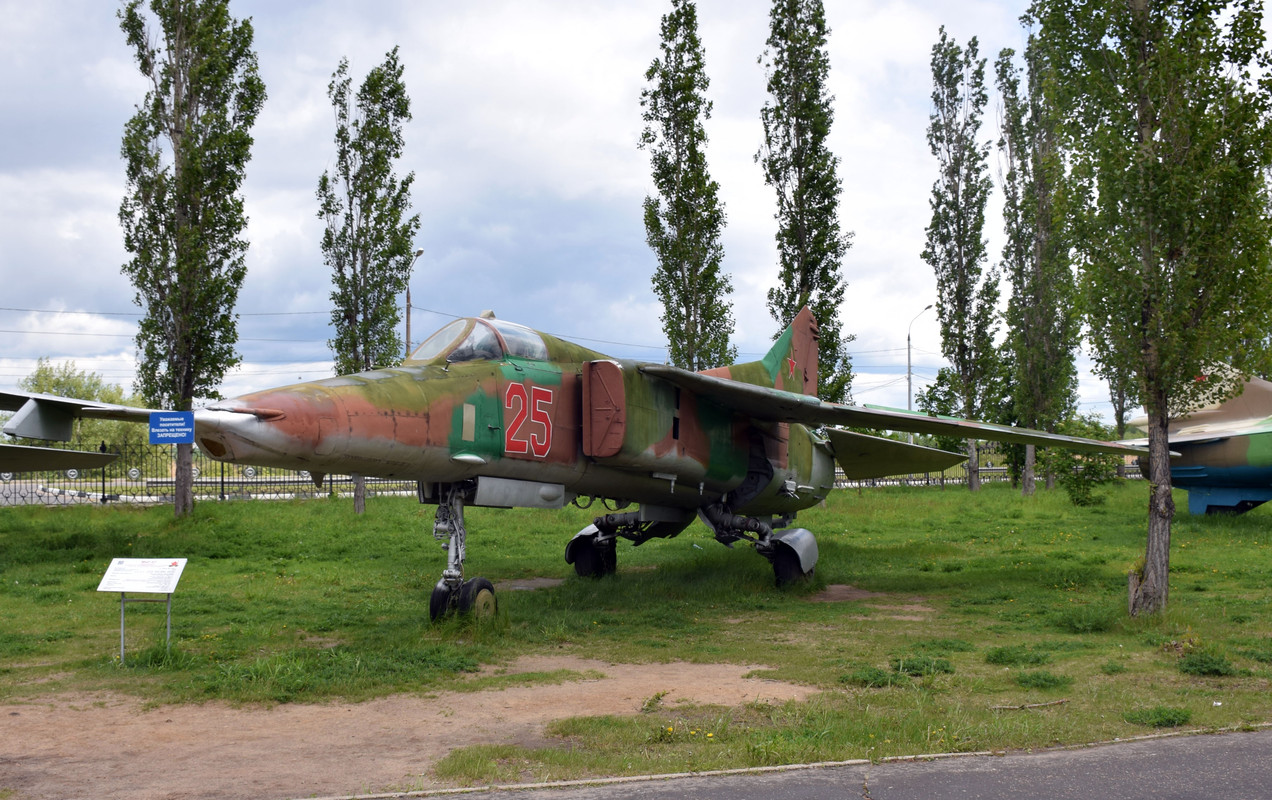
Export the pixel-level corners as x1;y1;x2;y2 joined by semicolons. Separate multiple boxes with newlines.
701;306;819;397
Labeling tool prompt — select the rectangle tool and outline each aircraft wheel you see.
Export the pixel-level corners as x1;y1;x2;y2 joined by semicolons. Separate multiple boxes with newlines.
429;580;457;621
459;577;497;618
772;546;811;588
570;537;616;578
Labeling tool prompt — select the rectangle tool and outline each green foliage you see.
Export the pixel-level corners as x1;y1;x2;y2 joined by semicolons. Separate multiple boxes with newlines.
923;27;1001;470
1039;415;1122;507
1177;647;1237;677
117;0;266;408
890;654;953;676
639;0;735;371
1124;706;1192;728
318;47;421;375
994;43;1079;485
118;0;266;516
1014;669;1072;690
1031;0;1272;613
984;645;1052;666
757;0;854;403
840;666;898;688
1054;602;1117;634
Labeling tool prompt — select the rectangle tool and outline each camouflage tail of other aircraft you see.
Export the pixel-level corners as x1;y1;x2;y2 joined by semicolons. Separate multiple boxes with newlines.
1127;376;1272;515
2;307;1146;619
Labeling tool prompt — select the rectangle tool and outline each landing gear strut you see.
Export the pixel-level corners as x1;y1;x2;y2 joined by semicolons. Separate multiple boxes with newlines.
700;503;818;587
565;508;694;579
426;482;498;621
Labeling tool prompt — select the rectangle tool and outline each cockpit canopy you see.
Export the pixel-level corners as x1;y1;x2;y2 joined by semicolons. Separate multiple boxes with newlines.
406;317;549;365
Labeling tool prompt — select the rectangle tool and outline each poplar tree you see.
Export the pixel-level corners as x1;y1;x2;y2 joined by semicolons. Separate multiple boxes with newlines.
318;47;420;515
757;0;854;403
995;42;1078;496
118;0;266;516
319;47;421;377
640;0;735;371
1031;0;1272;615
923;27;999;491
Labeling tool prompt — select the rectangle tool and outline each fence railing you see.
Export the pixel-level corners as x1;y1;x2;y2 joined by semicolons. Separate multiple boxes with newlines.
0;441;1133;507
0;441;415;507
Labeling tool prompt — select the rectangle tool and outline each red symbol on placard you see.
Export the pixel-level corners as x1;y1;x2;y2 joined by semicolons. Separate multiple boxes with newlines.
504;384;554;458
170;561;179;567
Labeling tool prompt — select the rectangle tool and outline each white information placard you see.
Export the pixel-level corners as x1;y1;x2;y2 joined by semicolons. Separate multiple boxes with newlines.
97;558;187;594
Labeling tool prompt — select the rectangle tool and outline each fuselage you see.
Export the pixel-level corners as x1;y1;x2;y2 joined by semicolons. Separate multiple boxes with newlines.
193;317;835;516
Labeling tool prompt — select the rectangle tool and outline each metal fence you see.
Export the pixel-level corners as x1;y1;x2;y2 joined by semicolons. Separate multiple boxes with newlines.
1;440;1127;507
0;441;416;507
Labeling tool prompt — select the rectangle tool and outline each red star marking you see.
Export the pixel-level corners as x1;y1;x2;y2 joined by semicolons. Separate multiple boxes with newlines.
786;357;797;379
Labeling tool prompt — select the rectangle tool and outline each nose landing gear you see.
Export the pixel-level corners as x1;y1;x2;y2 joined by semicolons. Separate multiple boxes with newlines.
425;482;498;621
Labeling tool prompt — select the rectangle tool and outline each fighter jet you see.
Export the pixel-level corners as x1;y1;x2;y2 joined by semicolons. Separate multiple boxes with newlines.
1;308;1142;618
1127;376;1272;515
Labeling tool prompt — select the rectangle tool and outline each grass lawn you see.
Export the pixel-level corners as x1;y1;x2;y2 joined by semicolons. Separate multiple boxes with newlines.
3;480;1270;783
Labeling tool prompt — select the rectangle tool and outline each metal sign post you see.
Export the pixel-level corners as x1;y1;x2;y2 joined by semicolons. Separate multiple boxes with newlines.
97;558;187;665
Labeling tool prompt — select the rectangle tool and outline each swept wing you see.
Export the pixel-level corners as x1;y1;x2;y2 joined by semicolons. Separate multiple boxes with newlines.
639;364;1142;457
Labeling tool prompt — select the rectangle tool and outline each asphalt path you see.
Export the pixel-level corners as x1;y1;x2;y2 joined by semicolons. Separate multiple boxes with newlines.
372;728;1272;800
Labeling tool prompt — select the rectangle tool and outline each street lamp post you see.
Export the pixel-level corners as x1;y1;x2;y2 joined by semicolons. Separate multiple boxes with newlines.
404;248;424;359
907;304;934;442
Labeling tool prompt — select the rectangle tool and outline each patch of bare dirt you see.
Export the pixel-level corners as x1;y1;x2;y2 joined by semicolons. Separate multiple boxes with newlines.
0;655;816;800
810;584;934;620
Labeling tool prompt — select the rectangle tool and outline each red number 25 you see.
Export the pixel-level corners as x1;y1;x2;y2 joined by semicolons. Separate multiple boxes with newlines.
505;384;553;458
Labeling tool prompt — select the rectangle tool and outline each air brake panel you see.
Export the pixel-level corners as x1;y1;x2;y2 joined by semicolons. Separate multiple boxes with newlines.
582;360;626;458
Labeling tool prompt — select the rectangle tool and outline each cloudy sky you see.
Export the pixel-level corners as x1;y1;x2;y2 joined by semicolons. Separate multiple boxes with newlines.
1;0;1128;420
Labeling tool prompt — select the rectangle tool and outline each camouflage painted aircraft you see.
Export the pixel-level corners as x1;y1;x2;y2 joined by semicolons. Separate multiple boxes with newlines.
1127;376;1272;515
1;308;1142;618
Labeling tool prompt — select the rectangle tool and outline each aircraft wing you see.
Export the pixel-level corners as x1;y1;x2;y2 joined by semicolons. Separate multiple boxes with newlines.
0;443;118;472
822;428;966;479
639;365;1143;457
0;391;154;441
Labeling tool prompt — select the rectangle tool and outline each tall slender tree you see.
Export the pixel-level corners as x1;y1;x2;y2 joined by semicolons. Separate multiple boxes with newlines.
640;0;735;371
923;27;999;492
319;47;421;378
118;0;266;516
1031;0;1272;615
318;47;420;514
996;42;1079;496
757;0;854;403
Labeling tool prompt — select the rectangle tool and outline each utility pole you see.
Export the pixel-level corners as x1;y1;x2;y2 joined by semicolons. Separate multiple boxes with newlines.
403;248;423;358
907;303;933;443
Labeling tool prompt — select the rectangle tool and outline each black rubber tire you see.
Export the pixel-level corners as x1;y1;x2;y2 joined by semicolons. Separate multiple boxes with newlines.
459;577;497;618
772;546;808;588
571;537;617;578
429;580;456;621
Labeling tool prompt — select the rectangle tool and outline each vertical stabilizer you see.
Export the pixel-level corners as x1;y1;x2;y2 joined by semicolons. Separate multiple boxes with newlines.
701;306;819;397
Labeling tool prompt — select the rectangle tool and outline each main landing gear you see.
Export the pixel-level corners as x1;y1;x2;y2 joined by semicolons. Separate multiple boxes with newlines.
565;508;693;578
426;482;498;621
564;504;818;588
700;503;818;587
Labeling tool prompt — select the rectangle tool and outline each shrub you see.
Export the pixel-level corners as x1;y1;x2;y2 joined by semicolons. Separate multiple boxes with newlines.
1178;648;1237;677
891;655;954;676
1054;604;1116;634
840;666;897;688
1124;706;1192;728
1014;670;1073;690
984;645;1051;666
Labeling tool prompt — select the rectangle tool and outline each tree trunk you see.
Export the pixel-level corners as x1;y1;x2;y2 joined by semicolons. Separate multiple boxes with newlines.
353;473;367;515
174;441;194;517
966;438;980;492
1022;444;1036;497
1129;403;1174;616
